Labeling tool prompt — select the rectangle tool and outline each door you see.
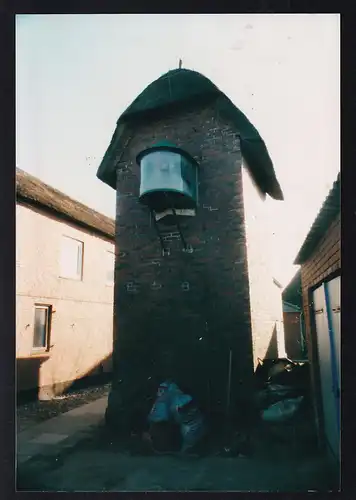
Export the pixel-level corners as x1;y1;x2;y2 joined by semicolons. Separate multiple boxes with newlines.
327;276;340;384
313;276;340;462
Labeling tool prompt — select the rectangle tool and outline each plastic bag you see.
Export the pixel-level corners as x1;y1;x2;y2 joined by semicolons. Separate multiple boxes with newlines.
170;393;193;423
148;380;189;423
268;359;295;381
148;381;206;453
267;384;295;396
261;396;304;423
147;381;172;423
255;384;298;409
175;400;206;452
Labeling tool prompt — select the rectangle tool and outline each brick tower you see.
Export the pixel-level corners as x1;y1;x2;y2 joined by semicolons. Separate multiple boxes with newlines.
97;68;284;432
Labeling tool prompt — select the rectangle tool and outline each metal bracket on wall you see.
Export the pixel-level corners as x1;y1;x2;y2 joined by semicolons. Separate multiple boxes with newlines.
150;209;167;252
170;206;188;250
163;192;188;251
150;199;188;253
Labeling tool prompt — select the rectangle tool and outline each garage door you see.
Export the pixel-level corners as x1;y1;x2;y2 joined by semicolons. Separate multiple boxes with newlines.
313;276;340;462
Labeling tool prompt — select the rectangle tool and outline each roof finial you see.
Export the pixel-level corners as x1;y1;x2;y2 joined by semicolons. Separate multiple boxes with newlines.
179;58;182;69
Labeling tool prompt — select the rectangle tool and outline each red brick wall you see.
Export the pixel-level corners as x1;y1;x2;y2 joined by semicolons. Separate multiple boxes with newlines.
300;212;340;438
301;213;340;344
106;101;280;429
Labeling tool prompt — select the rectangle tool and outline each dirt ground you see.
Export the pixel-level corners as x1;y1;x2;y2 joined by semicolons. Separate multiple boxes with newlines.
17;383;111;432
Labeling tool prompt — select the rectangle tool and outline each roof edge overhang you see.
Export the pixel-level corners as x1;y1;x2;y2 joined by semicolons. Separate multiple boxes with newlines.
17;168;115;240
283;300;301;313
294;173;340;265
97;69;284;201
17;194;115;241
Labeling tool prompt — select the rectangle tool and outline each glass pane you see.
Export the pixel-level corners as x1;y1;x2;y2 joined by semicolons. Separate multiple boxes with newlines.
33;308;47;348
181;157;197;201
140;151;183;195
181;157;194;186
76;242;83;278
61;236;83;279
61;237;75;277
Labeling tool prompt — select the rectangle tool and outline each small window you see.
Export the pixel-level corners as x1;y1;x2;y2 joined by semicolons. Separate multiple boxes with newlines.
106;250;115;285
60;236;83;280
33;305;51;351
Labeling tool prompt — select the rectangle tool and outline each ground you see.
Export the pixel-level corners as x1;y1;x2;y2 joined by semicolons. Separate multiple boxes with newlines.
18;428;337;492
17;392;339;492
17;383;111;432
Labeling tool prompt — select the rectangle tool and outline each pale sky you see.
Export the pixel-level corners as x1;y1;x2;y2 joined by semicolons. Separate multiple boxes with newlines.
16;14;340;286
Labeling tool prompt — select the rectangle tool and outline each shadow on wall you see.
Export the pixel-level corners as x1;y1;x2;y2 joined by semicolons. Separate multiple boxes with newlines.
64;354;113;394
16;354;113;403
16;356;50;403
264;323;278;360
284;312;305;359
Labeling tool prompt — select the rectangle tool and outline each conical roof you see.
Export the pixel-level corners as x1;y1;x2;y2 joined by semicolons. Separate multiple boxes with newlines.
97;68;283;200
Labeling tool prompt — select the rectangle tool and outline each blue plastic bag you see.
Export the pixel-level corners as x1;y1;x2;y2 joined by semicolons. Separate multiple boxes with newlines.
148;381;206;452
261;396;304;423
148;381;172;423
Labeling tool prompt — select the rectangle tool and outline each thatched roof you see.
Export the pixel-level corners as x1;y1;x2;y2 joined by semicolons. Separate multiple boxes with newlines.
97;68;284;201
294;173;340;265
16;168;115;240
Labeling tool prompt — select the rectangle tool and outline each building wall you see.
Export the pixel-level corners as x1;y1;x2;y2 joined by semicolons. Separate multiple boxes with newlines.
300;212;340;440
283;311;303;359
16;202;114;398
107;101;282;428
241;165;285;366
301;213;340;347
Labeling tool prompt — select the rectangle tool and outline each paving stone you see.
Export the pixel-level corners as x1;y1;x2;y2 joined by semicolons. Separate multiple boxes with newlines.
29;433;69;445
17;396;108;465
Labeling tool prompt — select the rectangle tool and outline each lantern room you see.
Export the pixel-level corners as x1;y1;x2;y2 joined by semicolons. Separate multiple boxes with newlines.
137;141;199;213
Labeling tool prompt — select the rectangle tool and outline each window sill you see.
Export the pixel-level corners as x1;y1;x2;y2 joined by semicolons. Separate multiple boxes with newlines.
59;275;83;282
30;349;51;357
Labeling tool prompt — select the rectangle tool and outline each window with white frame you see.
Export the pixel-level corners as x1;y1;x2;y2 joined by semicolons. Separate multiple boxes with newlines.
33;305;51;350
106;250;115;285
60;236;83;280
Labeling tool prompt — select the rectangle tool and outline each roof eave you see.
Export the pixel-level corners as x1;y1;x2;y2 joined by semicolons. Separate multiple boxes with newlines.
97;117;285;200
293;174;340;265
96;161;116;190
96;69;284;200
16;168;116;239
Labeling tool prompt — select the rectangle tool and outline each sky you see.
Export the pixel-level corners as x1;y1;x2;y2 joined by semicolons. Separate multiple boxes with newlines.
16;14;340;286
